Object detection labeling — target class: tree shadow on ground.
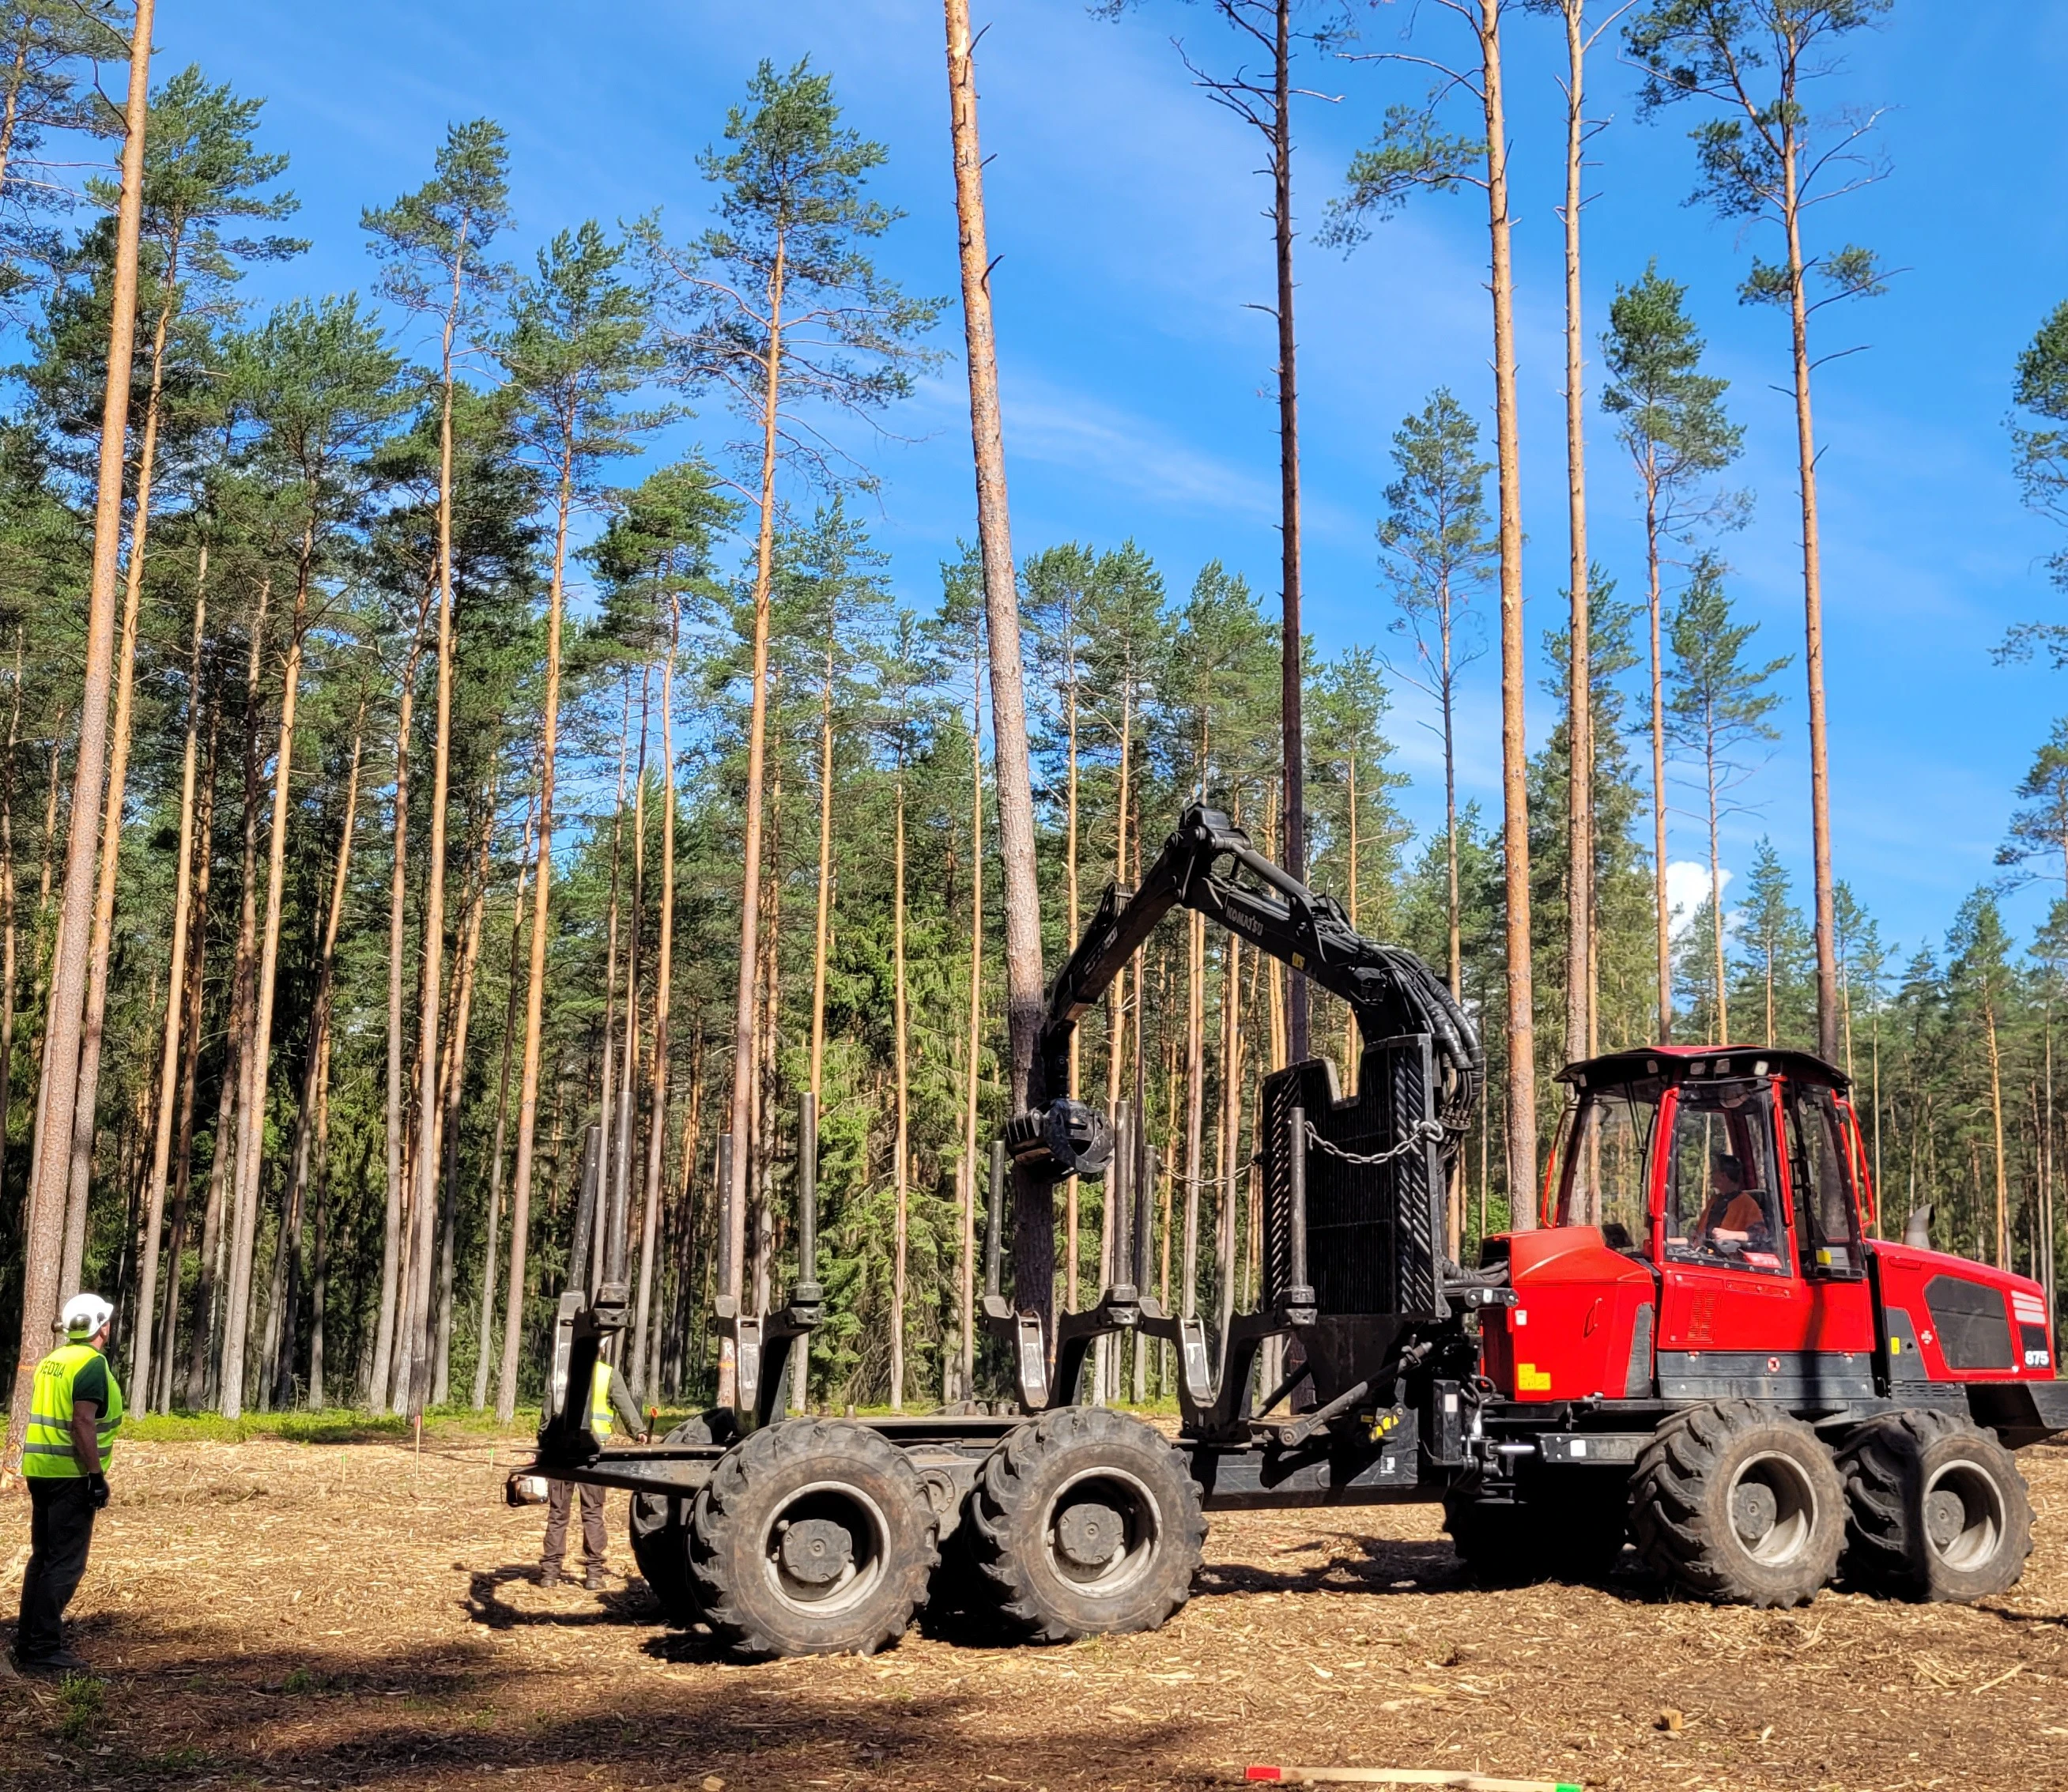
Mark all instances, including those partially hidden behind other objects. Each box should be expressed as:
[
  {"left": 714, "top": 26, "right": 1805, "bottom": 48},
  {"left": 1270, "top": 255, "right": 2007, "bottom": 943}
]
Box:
[{"left": 6, "top": 1617, "right": 1209, "bottom": 1790}]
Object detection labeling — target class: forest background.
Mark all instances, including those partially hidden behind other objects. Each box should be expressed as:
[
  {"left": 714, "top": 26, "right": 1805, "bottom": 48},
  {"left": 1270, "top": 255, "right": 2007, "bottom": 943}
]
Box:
[{"left": 3, "top": 0, "right": 2068, "bottom": 1427}]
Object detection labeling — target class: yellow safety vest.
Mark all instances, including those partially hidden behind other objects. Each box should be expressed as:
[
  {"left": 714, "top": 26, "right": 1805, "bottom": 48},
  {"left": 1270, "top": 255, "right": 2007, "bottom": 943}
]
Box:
[
  {"left": 590, "top": 1361, "right": 613, "bottom": 1439},
  {"left": 23, "top": 1342, "right": 123, "bottom": 1478}
]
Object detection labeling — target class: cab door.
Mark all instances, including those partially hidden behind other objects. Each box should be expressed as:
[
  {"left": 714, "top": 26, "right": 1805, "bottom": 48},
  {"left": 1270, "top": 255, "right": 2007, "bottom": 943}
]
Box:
[
  {"left": 1781, "top": 1082, "right": 1877, "bottom": 1361},
  {"left": 1653, "top": 1070, "right": 1824, "bottom": 1401}
]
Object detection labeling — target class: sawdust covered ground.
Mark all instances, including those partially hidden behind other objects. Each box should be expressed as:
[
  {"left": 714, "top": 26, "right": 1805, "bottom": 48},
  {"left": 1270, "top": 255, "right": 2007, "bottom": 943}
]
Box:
[{"left": 3, "top": 1428, "right": 2065, "bottom": 1792}]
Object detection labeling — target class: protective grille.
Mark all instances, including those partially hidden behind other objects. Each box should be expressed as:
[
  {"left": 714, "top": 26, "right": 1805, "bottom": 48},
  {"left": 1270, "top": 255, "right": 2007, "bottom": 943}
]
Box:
[{"left": 1261, "top": 1033, "right": 1448, "bottom": 1321}]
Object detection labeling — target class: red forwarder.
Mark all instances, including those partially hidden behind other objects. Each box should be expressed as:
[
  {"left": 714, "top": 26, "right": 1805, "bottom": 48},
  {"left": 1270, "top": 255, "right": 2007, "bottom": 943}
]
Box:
[
  {"left": 1466, "top": 1043, "right": 2066, "bottom": 1604},
  {"left": 523, "top": 809, "right": 2068, "bottom": 1656}
]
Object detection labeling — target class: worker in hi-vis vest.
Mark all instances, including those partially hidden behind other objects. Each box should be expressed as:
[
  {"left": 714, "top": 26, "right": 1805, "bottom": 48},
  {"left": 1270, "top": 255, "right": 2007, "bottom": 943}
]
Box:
[
  {"left": 540, "top": 1352, "right": 646, "bottom": 1590},
  {"left": 14, "top": 1292, "right": 123, "bottom": 1673}
]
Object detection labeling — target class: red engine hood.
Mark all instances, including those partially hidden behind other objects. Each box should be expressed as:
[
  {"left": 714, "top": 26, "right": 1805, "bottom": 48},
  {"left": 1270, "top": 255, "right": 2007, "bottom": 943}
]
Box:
[{"left": 1867, "top": 1240, "right": 2046, "bottom": 1306}]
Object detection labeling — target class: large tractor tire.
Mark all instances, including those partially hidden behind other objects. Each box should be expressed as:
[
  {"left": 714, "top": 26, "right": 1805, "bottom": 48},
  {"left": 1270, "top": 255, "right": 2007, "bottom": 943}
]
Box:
[
  {"left": 687, "top": 1418, "right": 939, "bottom": 1658},
  {"left": 628, "top": 1411, "right": 737, "bottom": 1626},
  {"left": 1443, "top": 1469, "right": 1628, "bottom": 1584},
  {"left": 1631, "top": 1400, "right": 1845, "bottom": 1608},
  {"left": 964, "top": 1405, "right": 1206, "bottom": 1643},
  {"left": 1837, "top": 1409, "right": 2033, "bottom": 1602}
]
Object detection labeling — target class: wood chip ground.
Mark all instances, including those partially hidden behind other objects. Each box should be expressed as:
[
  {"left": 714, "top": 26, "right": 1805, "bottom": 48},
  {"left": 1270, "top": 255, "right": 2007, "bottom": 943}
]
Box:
[{"left": 5, "top": 1430, "right": 2064, "bottom": 1790}]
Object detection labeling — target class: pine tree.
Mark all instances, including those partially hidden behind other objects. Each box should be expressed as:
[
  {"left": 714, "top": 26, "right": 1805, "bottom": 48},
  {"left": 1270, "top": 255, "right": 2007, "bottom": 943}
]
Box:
[
  {"left": 1948, "top": 891, "right": 2017, "bottom": 1269},
  {"left": 1628, "top": 0, "right": 1893, "bottom": 1063},
  {"left": 362, "top": 115, "right": 511, "bottom": 1415},
  {"left": 1377, "top": 389, "right": 1494, "bottom": 1007},
  {"left": 1730, "top": 839, "right": 1813, "bottom": 1049},
  {"left": 1326, "top": 0, "right": 1540, "bottom": 1205},
  {"left": 217, "top": 296, "right": 406, "bottom": 1420},
  {"left": 1663, "top": 557, "right": 1790, "bottom": 1046},
  {"left": 492, "top": 220, "right": 655, "bottom": 1422},
  {"left": 644, "top": 61, "right": 938, "bottom": 1376},
  {"left": 1600, "top": 262, "right": 1745, "bottom": 1040}
]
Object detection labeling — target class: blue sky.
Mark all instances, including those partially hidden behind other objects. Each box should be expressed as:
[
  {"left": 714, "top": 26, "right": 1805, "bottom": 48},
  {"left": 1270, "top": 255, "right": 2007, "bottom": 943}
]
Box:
[{"left": 159, "top": 0, "right": 2068, "bottom": 965}]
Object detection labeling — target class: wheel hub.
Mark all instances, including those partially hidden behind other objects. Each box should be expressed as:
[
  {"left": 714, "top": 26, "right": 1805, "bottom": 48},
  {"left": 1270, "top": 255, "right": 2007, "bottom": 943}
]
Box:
[
  {"left": 1726, "top": 1449, "right": 1819, "bottom": 1568},
  {"left": 1056, "top": 1500, "right": 1124, "bottom": 1568},
  {"left": 1732, "top": 1480, "right": 1778, "bottom": 1543},
  {"left": 1923, "top": 1462, "right": 2005, "bottom": 1571},
  {"left": 1924, "top": 1488, "right": 1965, "bottom": 1552},
  {"left": 776, "top": 1516, "right": 853, "bottom": 1586}
]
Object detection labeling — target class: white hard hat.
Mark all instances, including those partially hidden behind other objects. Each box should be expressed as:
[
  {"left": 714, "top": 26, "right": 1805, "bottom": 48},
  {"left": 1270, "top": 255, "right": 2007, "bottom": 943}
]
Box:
[{"left": 60, "top": 1293, "right": 113, "bottom": 1337}]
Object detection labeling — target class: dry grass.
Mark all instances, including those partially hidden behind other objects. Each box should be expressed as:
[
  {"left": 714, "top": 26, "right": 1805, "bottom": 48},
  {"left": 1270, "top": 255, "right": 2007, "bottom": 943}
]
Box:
[{"left": 2, "top": 1427, "right": 2064, "bottom": 1790}]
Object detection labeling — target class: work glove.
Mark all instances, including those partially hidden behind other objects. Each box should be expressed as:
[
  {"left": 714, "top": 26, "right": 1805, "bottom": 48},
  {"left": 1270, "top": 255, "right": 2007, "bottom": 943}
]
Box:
[{"left": 85, "top": 1473, "right": 109, "bottom": 1511}]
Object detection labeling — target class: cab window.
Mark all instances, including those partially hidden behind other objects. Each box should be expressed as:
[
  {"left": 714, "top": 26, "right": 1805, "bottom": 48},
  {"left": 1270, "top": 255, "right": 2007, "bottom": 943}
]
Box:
[
  {"left": 1663, "top": 1077, "right": 1788, "bottom": 1275},
  {"left": 1785, "top": 1085, "right": 1864, "bottom": 1277},
  {"left": 1555, "top": 1083, "right": 1657, "bottom": 1249}
]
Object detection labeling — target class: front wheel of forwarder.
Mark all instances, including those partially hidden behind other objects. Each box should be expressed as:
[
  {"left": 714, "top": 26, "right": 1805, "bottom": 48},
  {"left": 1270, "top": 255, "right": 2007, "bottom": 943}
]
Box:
[
  {"left": 1837, "top": 1409, "right": 2033, "bottom": 1601},
  {"left": 1631, "top": 1400, "right": 1845, "bottom": 1608},
  {"left": 966, "top": 1405, "right": 1206, "bottom": 1643},
  {"left": 688, "top": 1419, "right": 939, "bottom": 1658}
]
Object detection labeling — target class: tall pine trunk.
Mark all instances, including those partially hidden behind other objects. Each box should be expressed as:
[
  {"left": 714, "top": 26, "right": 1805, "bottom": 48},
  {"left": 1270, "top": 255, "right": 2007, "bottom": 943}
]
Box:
[
  {"left": 612, "top": 671, "right": 649, "bottom": 1286},
  {"left": 955, "top": 636, "right": 983, "bottom": 1402},
  {"left": 1270, "top": 0, "right": 1308, "bottom": 1063},
  {"left": 271, "top": 701, "right": 364, "bottom": 1407},
  {"left": 1558, "top": 0, "right": 1592, "bottom": 1073},
  {"left": 58, "top": 262, "right": 180, "bottom": 1303},
  {"left": 595, "top": 676, "right": 632, "bottom": 1290},
  {"left": 890, "top": 760, "right": 908, "bottom": 1413},
  {"left": 158, "top": 700, "right": 217, "bottom": 1410},
  {"left": 305, "top": 1026, "right": 334, "bottom": 1407},
  {"left": 1777, "top": 109, "right": 1839, "bottom": 1063},
  {"left": 1705, "top": 713, "right": 1729, "bottom": 1041},
  {"left": 431, "top": 817, "right": 489, "bottom": 1403},
  {"left": 0, "top": 630, "right": 23, "bottom": 1239},
  {"left": 9, "top": 6, "right": 151, "bottom": 1465},
  {"left": 1182, "top": 907, "right": 1204, "bottom": 1321},
  {"left": 632, "top": 609, "right": 678, "bottom": 1394},
  {"left": 406, "top": 250, "right": 468, "bottom": 1415},
  {"left": 1477, "top": 0, "right": 1537, "bottom": 1218},
  {"left": 132, "top": 566, "right": 209, "bottom": 1405},
  {"left": 1645, "top": 456, "right": 1671, "bottom": 1041},
  {"left": 496, "top": 434, "right": 576, "bottom": 1424},
  {"left": 721, "top": 240, "right": 788, "bottom": 1401},
  {"left": 221, "top": 532, "right": 316, "bottom": 1420},
  {"left": 187, "top": 580, "right": 268, "bottom": 1410},
  {"left": 374, "top": 600, "right": 429, "bottom": 1406},
  {"left": 945, "top": 0, "right": 1046, "bottom": 1326},
  {"left": 472, "top": 794, "right": 533, "bottom": 1409}
]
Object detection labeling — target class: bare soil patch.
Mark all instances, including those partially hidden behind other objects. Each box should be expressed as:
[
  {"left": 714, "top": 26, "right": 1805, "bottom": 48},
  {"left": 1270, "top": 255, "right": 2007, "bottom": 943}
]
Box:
[{"left": 4, "top": 1429, "right": 2065, "bottom": 1790}]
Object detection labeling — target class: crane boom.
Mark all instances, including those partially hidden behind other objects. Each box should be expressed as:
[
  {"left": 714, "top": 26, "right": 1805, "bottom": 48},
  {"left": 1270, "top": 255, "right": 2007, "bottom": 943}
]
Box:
[{"left": 1009, "top": 804, "right": 1483, "bottom": 1180}]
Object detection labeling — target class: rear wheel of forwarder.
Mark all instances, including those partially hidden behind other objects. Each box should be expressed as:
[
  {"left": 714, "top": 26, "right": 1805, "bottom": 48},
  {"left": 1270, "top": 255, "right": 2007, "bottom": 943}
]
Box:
[
  {"left": 1631, "top": 1400, "right": 1845, "bottom": 1608},
  {"left": 966, "top": 1405, "right": 1206, "bottom": 1643},
  {"left": 1837, "top": 1409, "right": 2033, "bottom": 1601},
  {"left": 688, "top": 1418, "right": 939, "bottom": 1658},
  {"left": 629, "top": 1411, "right": 736, "bottom": 1626}
]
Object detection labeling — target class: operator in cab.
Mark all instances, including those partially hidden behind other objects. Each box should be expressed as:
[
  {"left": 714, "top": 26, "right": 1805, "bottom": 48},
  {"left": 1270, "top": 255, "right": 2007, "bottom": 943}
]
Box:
[
  {"left": 14, "top": 1293, "right": 123, "bottom": 1673},
  {"left": 1700, "top": 1153, "right": 1769, "bottom": 1253}
]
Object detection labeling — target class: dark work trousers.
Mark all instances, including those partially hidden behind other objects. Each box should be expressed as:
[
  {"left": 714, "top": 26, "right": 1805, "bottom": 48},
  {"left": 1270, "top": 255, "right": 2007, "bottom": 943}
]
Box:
[
  {"left": 542, "top": 1480, "right": 606, "bottom": 1571},
  {"left": 17, "top": 1478, "right": 96, "bottom": 1661}
]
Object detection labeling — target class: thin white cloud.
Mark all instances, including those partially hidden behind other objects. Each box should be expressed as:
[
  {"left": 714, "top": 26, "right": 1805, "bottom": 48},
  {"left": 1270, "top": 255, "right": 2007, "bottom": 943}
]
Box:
[
  {"left": 1667, "top": 860, "right": 1730, "bottom": 938},
  {"left": 991, "top": 373, "right": 1281, "bottom": 524}
]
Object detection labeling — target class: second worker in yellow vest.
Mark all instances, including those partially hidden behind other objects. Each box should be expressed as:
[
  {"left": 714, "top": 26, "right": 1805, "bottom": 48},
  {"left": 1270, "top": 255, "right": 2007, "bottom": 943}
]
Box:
[{"left": 540, "top": 1356, "right": 646, "bottom": 1592}]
